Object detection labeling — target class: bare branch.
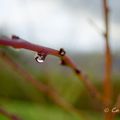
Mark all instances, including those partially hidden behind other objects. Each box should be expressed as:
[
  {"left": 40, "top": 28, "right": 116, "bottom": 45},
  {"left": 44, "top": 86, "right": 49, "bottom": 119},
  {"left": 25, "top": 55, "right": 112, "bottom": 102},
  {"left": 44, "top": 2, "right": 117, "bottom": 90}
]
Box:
[
  {"left": 102, "top": 0, "right": 112, "bottom": 120},
  {"left": 0, "top": 36, "right": 101, "bottom": 103},
  {"left": 103, "top": 0, "right": 112, "bottom": 107}
]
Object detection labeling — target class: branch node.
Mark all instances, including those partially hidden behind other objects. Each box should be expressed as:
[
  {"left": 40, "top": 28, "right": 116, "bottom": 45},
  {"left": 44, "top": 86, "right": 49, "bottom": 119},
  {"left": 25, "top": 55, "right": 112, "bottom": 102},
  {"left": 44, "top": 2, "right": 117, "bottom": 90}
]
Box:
[
  {"left": 104, "top": 32, "right": 107, "bottom": 38},
  {"left": 12, "top": 35, "right": 20, "bottom": 40},
  {"left": 59, "top": 48, "right": 66, "bottom": 56},
  {"left": 75, "top": 68, "right": 81, "bottom": 74}
]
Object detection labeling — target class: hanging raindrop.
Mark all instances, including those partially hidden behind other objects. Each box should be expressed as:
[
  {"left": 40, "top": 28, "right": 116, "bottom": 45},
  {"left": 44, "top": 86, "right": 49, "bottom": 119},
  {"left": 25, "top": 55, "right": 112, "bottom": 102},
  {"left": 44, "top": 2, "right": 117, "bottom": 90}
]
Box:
[{"left": 35, "top": 52, "right": 47, "bottom": 63}]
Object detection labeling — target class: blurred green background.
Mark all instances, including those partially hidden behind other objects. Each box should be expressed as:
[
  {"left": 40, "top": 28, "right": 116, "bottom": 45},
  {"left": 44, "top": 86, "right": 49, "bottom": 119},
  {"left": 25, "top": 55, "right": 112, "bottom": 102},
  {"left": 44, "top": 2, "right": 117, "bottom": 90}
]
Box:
[
  {"left": 0, "top": 0, "right": 120, "bottom": 119},
  {"left": 0, "top": 47, "right": 120, "bottom": 120}
]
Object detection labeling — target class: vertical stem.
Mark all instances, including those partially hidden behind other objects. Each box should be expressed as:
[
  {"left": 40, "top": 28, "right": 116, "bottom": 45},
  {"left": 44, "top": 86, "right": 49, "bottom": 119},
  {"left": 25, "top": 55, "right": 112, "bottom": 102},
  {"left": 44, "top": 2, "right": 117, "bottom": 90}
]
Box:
[{"left": 103, "top": 0, "right": 112, "bottom": 120}]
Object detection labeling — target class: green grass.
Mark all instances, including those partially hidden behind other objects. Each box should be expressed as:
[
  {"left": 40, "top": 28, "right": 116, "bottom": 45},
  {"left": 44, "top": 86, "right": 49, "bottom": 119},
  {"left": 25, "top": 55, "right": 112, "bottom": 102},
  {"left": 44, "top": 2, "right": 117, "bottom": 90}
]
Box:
[
  {"left": 0, "top": 116, "right": 9, "bottom": 120},
  {"left": 0, "top": 100, "right": 82, "bottom": 120},
  {"left": 0, "top": 100, "right": 120, "bottom": 120}
]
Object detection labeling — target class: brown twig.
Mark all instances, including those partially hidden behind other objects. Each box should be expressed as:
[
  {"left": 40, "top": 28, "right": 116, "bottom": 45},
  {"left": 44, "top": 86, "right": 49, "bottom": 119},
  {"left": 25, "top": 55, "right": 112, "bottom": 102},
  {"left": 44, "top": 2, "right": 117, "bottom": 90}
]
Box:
[
  {"left": 0, "top": 107, "right": 21, "bottom": 120},
  {"left": 103, "top": 0, "right": 112, "bottom": 120},
  {"left": 0, "top": 36, "right": 101, "bottom": 103},
  {"left": 103, "top": 0, "right": 112, "bottom": 107},
  {"left": 0, "top": 51, "right": 89, "bottom": 120}
]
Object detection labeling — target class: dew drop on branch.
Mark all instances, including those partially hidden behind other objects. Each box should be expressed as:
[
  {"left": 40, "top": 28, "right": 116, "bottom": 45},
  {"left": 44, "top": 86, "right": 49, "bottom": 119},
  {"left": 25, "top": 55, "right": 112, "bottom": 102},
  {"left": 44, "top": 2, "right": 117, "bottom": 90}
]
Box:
[{"left": 34, "top": 52, "right": 47, "bottom": 63}]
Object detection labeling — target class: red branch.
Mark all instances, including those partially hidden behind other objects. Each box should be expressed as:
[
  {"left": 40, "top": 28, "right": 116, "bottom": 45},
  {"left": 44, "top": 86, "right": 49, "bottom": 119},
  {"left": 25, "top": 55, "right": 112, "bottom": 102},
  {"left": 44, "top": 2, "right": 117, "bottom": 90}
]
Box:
[{"left": 0, "top": 36, "right": 101, "bottom": 102}]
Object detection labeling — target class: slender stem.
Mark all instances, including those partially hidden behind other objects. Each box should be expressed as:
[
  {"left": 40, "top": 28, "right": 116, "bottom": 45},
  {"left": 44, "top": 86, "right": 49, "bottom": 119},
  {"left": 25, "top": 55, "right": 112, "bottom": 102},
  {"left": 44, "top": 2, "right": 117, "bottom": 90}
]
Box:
[
  {"left": 0, "top": 37, "right": 101, "bottom": 103},
  {"left": 103, "top": 0, "right": 112, "bottom": 107},
  {"left": 103, "top": 0, "right": 112, "bottom": 120}
]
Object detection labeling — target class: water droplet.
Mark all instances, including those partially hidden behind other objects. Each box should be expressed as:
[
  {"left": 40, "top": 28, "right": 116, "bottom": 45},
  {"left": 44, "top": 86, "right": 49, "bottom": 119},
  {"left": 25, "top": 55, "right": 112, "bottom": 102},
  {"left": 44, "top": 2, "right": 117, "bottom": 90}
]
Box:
[{"left": 35, "top": 52, "right": 47, "bottom": 63}]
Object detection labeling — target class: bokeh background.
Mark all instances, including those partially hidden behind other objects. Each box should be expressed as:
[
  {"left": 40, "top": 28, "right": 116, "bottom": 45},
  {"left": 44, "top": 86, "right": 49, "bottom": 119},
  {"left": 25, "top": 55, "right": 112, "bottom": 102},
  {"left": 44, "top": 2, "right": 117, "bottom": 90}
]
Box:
[{"left": 0, "top": 0, "right": 120, "bottom": 120}]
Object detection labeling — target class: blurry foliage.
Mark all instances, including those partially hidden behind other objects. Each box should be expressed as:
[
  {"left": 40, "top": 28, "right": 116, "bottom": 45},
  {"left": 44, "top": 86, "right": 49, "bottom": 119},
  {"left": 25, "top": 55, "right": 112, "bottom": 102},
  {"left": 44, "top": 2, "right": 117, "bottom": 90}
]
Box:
[{"left": 0, "top": 50, "right": 120, "bottom": 111}]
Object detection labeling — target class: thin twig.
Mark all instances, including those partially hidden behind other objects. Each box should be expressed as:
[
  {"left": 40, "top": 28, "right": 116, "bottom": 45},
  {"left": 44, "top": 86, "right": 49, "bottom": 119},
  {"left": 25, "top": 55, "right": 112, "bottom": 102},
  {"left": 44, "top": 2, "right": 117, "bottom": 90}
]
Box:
[
  {"left": 103, "top": 0, "right": 112, "bottom": 107},
  {"left": 0, "top": 36, "right": 101, "bottom": 103},
  {"left": 103, "top": 0, "right": 112, "bottom": 120},
  {"left": 0, "top": 107, "right": 21, "bottom": 120}
]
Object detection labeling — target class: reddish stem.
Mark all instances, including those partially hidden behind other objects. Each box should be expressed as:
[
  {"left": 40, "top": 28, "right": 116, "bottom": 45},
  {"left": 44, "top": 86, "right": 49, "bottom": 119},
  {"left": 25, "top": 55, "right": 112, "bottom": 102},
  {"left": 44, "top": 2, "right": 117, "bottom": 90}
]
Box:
[{"left": 0, "top": 37, "right": 101, "bottom": 103}]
